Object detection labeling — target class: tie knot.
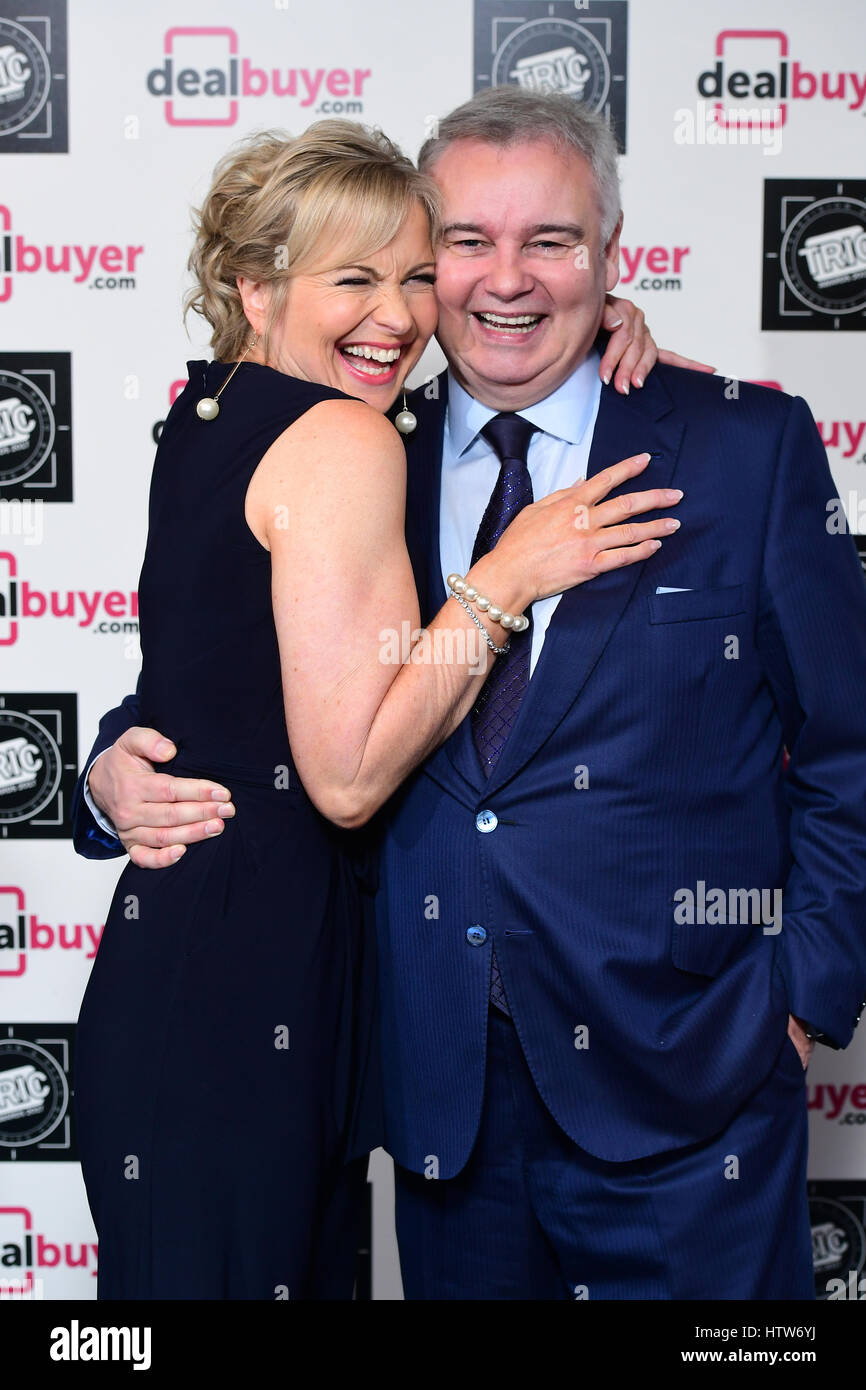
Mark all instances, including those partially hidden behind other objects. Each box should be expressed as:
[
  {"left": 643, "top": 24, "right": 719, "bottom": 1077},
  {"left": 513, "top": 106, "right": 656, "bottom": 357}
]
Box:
[{"left": 480, "top": 412, "right": 538, "bottom": 466}]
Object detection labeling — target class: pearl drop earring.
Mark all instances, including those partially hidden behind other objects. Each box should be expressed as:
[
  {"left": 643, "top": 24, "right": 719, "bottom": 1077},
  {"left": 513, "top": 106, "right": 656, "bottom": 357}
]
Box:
[
  {"left": 196, "top": 335, "right": 258, "bottom": 421},
  {"left": 394, "top": 388, "right": 417, "bottom": 435}
]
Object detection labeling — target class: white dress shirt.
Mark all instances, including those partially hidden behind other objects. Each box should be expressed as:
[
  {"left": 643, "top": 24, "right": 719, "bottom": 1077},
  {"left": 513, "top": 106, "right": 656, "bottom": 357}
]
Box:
[
  {"left": 439, "top": 352, "right": 602, "bottom": 676},
  {"left": 85, "top": 749, "right": 116, "bottom": 836}
]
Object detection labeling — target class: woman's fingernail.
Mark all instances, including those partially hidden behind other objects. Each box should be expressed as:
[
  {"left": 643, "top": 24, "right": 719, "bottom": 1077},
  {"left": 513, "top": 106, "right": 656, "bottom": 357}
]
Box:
[
  {"left": 634, "top": 375, "right": 644, "bottom": 388},
  {"left": 170, "top": 846, "right": 185, "bottom": 861},
  {"left": 622, "top": 381, "right": 630, "bottom": 395},
  {"left": 602, "top": 371, "right": 611, "bottom": 385},
  {"left": 156, "top": 740, "right": 176, "bottom": 758},
  {"left": 651, "top": 540, "right": 663, "bottom": 550},
  {"left": 210, "top": 786, "right": 230, "bottom": 801},
  {"left": 665, "top": 519, "right": 681, "bottom": 531},
  {"left": 205, "top": 820, "right": 224, "bottom": 835},
  {"left": 217, "top": 803, "right": 235, "bottom": 818},
  {"left": 667, "top": 489, "right": 684, "bottom": 501},
  {"left": 609, "top": 316, "right": 623, "bottom": 327}
]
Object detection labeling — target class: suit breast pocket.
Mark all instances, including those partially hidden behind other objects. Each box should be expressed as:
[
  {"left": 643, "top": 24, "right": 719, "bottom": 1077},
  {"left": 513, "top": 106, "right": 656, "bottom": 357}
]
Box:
[{"left": 648, "top": 584, "right": 745, "bottom": 625}]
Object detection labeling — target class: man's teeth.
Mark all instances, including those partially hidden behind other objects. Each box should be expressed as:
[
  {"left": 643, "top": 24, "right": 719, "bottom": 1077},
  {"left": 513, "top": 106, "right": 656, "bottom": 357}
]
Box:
[
  {"left": 341, "top": 344, "right": 401, "bottom": 363},
  {"left": 478, "top": 312, "right": 542, "bottom": 333}
]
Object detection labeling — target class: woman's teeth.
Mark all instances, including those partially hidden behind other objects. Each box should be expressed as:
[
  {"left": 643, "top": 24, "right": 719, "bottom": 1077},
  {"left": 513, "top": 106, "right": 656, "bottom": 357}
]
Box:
[
  {"left": 477, "top": 312, "right": 542, "bottom": 334},
  {"left": 340, "top": 344, "right": 401, "bottom": 374}
]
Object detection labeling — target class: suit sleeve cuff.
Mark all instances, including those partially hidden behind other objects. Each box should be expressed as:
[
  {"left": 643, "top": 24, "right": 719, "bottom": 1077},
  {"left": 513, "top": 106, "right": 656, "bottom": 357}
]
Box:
[{"left": 83, "top": 750, "right": 120, "bottom": 840}]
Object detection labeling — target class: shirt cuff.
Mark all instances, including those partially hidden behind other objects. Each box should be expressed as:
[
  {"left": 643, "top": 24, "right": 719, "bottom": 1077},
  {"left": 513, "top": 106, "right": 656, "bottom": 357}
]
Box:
[{"left": 83, "top": 750, "right": 120, "bottom": 840}]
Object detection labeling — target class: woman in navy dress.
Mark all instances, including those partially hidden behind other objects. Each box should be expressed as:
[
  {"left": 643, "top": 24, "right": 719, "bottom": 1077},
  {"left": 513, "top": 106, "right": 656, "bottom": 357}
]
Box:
[{"left": 75, "top": 120, "right": 669, "bottom": 1299}]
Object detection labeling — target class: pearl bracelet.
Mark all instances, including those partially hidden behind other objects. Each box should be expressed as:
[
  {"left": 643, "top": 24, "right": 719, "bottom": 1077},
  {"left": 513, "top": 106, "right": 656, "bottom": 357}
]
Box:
[
  {"left": 450, "top": 592, "right": 511, "bottom": 655},
  {"left": 446, "top": 573, "right": 529, "bottom": 633}
]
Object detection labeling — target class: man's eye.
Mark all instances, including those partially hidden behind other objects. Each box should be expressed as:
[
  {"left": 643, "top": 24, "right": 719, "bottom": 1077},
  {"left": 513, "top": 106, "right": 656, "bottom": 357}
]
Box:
[
  {"left": 451, "top": 239, "right": 485, "bottom": 251},
  {"left": 530, "top": 241, "right": 569, "bottom": 252}
]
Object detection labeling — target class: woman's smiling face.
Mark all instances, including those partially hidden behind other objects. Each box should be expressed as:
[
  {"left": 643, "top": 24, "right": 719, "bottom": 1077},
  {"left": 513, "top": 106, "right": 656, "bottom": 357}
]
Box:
[{"left": 239, "top": 201, "right": 438, "bottom": 411}]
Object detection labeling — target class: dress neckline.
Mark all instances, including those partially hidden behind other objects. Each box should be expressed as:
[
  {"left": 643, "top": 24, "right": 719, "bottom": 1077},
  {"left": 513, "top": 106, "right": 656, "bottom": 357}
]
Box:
[{"left": 192, "top": 357, "right": 358, "bottom": 401}]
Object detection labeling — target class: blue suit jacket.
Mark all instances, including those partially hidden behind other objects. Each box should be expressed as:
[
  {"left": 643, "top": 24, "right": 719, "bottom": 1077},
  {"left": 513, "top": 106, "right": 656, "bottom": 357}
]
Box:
[{"left": 72, "top": 364, "right": 866, "bottom": 1174}]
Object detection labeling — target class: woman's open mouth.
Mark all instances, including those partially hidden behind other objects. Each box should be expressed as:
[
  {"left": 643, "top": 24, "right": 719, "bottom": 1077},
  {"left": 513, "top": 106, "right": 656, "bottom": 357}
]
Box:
[{"left": 336, "top": 341, "right": 404, "bottom": 384}]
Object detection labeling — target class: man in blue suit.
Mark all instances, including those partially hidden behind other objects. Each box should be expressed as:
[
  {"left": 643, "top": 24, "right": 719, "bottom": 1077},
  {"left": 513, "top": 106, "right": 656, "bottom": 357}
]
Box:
[{"left": 72, "top": 89, "right": 866, "bottom": 1299}]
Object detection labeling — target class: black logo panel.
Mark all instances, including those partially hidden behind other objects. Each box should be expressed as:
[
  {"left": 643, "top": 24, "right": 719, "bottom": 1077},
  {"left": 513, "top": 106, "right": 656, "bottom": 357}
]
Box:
[
  {"left": 763, "top": 180, "right": 866, "bottom": 331},
  {"left": 0, "top": 1, "right": 68, "bottom": 153},
  {"left": 474, "top": 0, "right": 628, "bottom": 150},
  {"left": 0, "top": 694, "right": 77, "bottom": 838}
]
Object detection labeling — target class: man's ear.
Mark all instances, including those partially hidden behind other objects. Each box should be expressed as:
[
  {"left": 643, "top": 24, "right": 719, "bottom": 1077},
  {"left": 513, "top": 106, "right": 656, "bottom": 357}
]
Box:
[
  {"left": 604, "top": 213, "right": 623, "bottom": 294},
  {"left": 236, "top": 276, "right": 270, "bottom": 338}
]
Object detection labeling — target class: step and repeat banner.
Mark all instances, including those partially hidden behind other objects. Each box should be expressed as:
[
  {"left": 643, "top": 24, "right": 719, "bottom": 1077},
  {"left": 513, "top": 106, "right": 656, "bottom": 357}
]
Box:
[{"left": 1, "top": 0, "right": 865, "bottom": 1301}]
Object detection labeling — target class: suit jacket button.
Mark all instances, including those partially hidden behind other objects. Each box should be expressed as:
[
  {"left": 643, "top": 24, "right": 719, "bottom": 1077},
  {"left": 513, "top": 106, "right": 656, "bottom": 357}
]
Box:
[
  {"left": 466, "top": 925, "right": 487, "bottom": 947},
  {"left": 475, "top": 809, "right": 498, "bottom": 833}
]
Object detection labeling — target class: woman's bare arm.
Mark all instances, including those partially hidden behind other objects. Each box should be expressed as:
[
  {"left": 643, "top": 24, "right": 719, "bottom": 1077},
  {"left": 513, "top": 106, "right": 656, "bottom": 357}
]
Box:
[{"left": 247, "top": 397, "right": 679, "bottom": 828}]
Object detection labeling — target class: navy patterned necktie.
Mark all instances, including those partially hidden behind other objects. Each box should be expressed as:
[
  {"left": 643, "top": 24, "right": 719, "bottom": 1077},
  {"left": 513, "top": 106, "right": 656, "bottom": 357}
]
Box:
[
  {"left": 469, "top": 412, "right": 538, "bottom": 1016},
  {"left": 470, "top": 412, "right": 538, "bottom": 777}
]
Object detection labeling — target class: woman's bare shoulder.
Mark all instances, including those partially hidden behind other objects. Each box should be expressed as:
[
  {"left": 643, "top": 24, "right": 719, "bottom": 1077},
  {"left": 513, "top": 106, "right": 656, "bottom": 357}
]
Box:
[
  {"left": 246, "top": 393, "right": 406, "bottom": 547},
  {"left": 269, "top": 395, "right": 403, "bottom": 464}
]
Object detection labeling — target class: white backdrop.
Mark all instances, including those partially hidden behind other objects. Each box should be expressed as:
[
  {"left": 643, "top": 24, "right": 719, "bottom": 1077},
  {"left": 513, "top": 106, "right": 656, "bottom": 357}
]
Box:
[{"left": 2, "top": 0, "right": 865, "bottom": 1301}]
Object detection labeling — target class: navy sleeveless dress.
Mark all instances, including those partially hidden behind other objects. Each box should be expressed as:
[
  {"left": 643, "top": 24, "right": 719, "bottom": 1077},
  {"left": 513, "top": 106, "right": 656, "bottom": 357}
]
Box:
[{"left": 75, "top": 360, "right": 382, "bottom": 1300}]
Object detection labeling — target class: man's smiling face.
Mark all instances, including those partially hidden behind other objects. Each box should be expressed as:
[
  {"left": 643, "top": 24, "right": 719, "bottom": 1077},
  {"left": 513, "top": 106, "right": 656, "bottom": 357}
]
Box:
[{"left": 429, "top": 136, "right": 621, "bottom": 411}]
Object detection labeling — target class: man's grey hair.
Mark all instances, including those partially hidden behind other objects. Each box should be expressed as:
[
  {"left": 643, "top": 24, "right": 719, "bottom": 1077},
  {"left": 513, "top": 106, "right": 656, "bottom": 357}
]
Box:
[{"left": 418, "top": 86, "right": 622, "bottom": 246}]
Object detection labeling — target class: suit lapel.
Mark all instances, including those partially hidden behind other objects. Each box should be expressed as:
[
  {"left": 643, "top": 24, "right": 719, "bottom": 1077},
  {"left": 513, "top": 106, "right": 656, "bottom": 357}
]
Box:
[
  {"left": 402, "top": 372, "right": 487, "bottom": 797},
  {"left": 403, "top": 372, "right": 448, "bottom": 625},
  {"left": 482, "top": 370, "right": 685, "bottom": 796}
]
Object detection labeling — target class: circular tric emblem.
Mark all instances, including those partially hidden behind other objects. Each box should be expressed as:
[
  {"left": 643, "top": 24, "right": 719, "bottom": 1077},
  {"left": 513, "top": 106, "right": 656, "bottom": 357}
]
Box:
[
  {"left": 0, "top": 1037, "right": 68, "bottom": 1147},
  {"left": 0, "top": 369, "right": 56, "bottom": 486},
  {"left": 780, "top": 196, "right": 866, "bottom": 316},
  {"left": 491, "top": 17, "right": 610, "bottom": 111},
  {"left": 0, "top": 18, "right": 51, "bottom": 138},
  {"left": 0, "top": 708, "right": 62, "bottom": 824},
  {"left": 809, "top": 1195, "right": 866, "bottom": 1298}
]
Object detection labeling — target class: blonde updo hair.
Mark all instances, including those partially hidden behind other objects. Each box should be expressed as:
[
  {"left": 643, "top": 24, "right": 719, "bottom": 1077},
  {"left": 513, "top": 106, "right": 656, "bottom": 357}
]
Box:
[{"left": 185, "top": 120, "right": 441, "bottom": 362}]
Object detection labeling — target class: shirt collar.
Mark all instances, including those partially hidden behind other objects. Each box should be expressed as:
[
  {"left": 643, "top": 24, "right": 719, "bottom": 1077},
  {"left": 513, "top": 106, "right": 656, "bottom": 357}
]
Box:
[{"left": 446, "top": 349, "right": 601, "bottom": 459}]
